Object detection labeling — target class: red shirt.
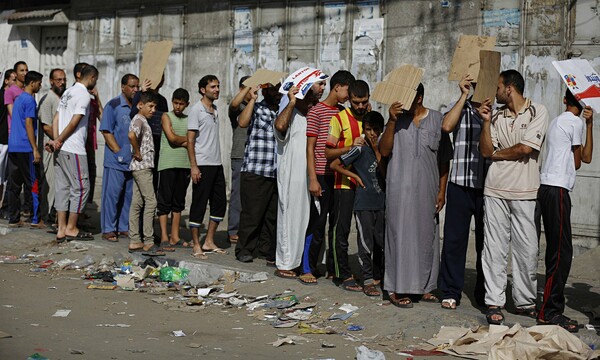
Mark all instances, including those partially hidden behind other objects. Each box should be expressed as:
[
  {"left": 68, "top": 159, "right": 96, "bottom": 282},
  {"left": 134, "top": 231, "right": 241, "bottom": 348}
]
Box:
[{"left": 306, "top": 102, "right": 341, "bottom": 175}]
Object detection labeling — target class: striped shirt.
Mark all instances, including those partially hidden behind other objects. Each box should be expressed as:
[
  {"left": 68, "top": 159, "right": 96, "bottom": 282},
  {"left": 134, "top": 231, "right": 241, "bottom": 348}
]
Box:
[
  {"left": 306, "top": 102, "right": 342, "bottom": 176},
  {"left": 326, "top": 108, "right": 363, "bottom": 190},
  {"left": 241, "top": 100, "right": 277, "bottom": 178},
  {"left": 158, "top": 111, "right": 190, "bottom": 171},
  {"left": 447, "top": 100, "right": 488, "bottom": 189}
]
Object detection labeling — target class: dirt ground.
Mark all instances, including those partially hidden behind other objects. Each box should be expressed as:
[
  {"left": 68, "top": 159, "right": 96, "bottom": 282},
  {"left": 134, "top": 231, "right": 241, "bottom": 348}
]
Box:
[{"left": 1, "top": 199, "right": 599, "bottom": 359}]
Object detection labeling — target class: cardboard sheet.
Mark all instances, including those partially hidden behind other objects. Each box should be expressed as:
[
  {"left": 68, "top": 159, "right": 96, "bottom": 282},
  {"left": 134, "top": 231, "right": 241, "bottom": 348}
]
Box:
[
  {"left": 139, "top": 40, "right": 173, "bottom": 90},
  {"left": 448, "top": 35, "right": 496, "bottom": 81},
  {"left": 472, "top": 50, "right": 501, "bottom": 103},
  {"left": 372, "top": 64, "right": 424, "bottom": 110},
  {"left": 243, "top": 69, "right": 287, "bottom": 88}
]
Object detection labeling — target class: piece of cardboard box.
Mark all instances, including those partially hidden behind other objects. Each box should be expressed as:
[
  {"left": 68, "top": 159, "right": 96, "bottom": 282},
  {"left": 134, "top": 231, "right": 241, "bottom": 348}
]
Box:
[
  {"left": 139, "top": 40, "right": 173, "bottom": 90},
  {"left": 472, "top": 50, "right": 501, "bottom": 103},
  {"left": 243, "top": 69, "right": 287, "bottom": 88},
  {"left": 448, "top": 35, "right": 496, "bottom": 81},
  {"left": 372, "top": 64, "right": 424, "bottom": 110}
]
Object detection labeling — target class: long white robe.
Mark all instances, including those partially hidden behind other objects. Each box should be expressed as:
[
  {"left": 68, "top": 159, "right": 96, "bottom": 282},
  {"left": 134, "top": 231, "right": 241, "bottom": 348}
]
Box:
[{"left": 275, "top": 108, "right": 310, "bottom": 270}]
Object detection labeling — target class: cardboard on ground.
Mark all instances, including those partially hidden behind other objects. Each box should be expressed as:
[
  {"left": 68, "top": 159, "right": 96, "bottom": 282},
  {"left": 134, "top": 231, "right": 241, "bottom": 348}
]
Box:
[
  {"left": 448, "top": 35, "right": 496, "bottom": 81},
  {"left": 243, "top": 69, "right": 286, "bottom": 88},
  {"left": 372, "top": 64, "right": 424, "bottom": 110},
  {"left": 472, "top": 50, "right": 501, "bottom": 103},
  {"left": 139, "top": 40, "right": 173, "bottom": 90}
]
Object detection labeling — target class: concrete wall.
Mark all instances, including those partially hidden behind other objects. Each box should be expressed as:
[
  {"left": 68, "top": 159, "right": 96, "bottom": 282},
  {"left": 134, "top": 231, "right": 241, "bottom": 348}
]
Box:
[{"left": 1, "top": 0, "right": 599, "bottom": 244}]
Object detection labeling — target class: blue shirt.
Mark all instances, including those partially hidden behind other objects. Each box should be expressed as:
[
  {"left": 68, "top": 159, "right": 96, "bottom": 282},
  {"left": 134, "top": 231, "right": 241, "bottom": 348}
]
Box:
[
  {"left": 100, "top": 94, "right": 133, "bottom": 171},
  {"left": 340, "top": 144, "right": 386, "bottom": 211},
  {"left": 9, "top": 92, "right": 37, "bottom": 153}
]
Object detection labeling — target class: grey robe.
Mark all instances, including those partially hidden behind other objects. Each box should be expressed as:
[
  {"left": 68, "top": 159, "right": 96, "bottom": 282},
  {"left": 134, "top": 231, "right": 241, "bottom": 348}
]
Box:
[{"left": 384, "top": 109, "right": 452, "bottom": 294}]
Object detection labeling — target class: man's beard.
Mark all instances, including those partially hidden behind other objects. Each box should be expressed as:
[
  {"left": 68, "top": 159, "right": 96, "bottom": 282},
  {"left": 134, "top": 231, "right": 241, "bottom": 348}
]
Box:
[{"left": 53, "top": 85, "right": 66, "bottom": 96}]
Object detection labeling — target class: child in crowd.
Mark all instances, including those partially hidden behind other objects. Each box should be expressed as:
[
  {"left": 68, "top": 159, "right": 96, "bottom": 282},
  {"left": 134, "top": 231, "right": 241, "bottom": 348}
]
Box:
[
  {"left": 157, "top": 88, "right": 191, "bottom": 249},
  {"left": 127, "top": 91, "right": 159, "bottom": 254},
  {"left": 330, "top": 111, "right": 386, "bottom": 297}
]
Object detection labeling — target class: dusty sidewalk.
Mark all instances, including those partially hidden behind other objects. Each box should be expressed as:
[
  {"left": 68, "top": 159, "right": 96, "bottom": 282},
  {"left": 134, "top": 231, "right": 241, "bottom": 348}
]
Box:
[{"left": 0, "top": 206, "right": 599, "bottom": 359}]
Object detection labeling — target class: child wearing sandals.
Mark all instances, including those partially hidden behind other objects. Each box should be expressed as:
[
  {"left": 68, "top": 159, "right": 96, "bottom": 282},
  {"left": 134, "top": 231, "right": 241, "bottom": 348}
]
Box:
[
  {"left": 127, "top": 91, "right": 159, "bottom": 254},
  {"left": 157, "top": 89, "right": 191, "bottom": 250},
  {"left": 330, "top": 111, "right": 386, "bottom": 297}
]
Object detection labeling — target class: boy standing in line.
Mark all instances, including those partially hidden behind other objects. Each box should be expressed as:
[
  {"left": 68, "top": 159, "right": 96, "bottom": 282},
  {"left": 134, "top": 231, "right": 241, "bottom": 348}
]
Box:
[
  {"left": 537, "top": 91, "right": 593, "bottom": 332},
  {"left": 128, "top": 91, "right": 159, "bottom": 253},
  {"left": 330, "top": 111, "right": 386, "bottom": 297},
  {"left": 157, "top": 88, "right": 191, "bottom": 248}
]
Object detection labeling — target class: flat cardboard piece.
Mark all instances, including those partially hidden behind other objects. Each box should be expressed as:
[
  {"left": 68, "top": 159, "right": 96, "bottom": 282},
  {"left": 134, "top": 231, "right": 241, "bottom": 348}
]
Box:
[
  {"left": 372, "top": 64, "right": 424, "bottom": 110},
  {"left": 139, "top": 40, "right": 173, "bottom": 90},
  {"left": 448, "top": 35, "right": 496, "bottom": 81},
  {"left": 472, "top": 50, "right": 501, "bottom": 103},
  {"left": 243, "top": 69, "right": 286, "bottom": 88},
  {"left": 553, "top": 59, "right": 600, "bottom": 112}
]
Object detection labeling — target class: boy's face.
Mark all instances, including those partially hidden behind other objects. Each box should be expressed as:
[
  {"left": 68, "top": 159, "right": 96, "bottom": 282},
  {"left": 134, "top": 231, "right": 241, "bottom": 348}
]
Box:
[
  {"left": 334, "top": 84, "right": 350, "bottom": 104},
  {"left": 138, "top": 101, "right": 157, "bottom": 118},
  {"left": 363, "top": 123, "right": 381, "bottom": 144},
  {"left": 172, "top": 98, "right": 189, "bottom": 117}
]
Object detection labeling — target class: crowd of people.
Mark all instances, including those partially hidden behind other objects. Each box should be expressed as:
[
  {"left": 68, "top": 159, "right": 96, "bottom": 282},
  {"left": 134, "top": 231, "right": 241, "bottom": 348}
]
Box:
[{"left": 0, "top": 60, "right": 594, "bottom": 333}]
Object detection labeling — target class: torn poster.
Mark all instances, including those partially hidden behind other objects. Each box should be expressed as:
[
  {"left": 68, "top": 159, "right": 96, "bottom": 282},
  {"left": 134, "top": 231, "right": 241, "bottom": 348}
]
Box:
[
  {"left": 234, "top": 7, "right": 253, "bottom": 52},
  {"left": 352, "top": 18, "right": 384, "bottom": 64}
]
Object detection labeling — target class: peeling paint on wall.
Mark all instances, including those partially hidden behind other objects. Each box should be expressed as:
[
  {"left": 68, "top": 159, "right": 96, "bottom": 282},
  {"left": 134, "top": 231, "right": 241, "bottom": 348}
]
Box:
[{"left": 258, "top": 26, "right": 282, "bottom": 71}]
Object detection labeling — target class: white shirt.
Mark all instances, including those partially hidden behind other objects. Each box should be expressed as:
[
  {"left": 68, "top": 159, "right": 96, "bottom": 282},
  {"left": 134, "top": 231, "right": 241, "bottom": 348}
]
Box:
[
  {"left": 57, "top": 83, "right": 90, "bottom": 155},
  {"left": 540, "top": 111, "right": 584, "bottom": 191},
  {"left": 187, "top": 101, "right": 221, "bottom": 166}
]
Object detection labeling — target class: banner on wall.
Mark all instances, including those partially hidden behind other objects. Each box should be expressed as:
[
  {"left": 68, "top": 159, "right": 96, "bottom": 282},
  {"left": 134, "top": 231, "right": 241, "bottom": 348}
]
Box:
[{"left": 553, "top": 59, "right": 600, "bottom": 112}]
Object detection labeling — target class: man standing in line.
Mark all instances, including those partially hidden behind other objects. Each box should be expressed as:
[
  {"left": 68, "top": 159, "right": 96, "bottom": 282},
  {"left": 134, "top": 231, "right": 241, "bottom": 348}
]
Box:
[
  {"left": 302, "top": 70, "right": 355, "bottom": 284},
  {"left": 438, "top": 74, "right": 487, "bottom": 310},
  {"left": 187, "top": 75, "right": 228, "bottom": 259},
  {"left": 6, "top": 71, "right": 43, "bottom": 227},
  {"left": 235, "top": 82, "right": 282, "bottom": 263},
  {"left": 537, "top": 91, "right": 593, "bottom": 332},
  {"left": 47, "top": 65, "right": 99, "bottom": 242},
  {"left": 324, "top": 80, "right": 370, "bottom": 292},
  {"left": 227, "top": 76, "right": 251, "bottom": 244},
  {"left": 99, "top": 74, "right": 139, "bottom": 242},
  {"left": 37, "top": 68, "right": 67, "bottom": 229},
  {"left": 479, "top": 70, "right": 549, "bottom": 324}
]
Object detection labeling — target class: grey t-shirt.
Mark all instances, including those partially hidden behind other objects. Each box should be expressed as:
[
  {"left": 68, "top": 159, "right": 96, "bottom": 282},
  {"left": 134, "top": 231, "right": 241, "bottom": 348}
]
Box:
[
  {"left": 188, "top": 101, "right": 222, "bottom": 166},
  {"left": 229, "top": 102, "right": 247, "bottom": 159},
  {"left": 37, "top": 91, "right": 60, "bottom": 140},
  {"left": 340, "top": 144, "right": 386, "bottom": 211}
]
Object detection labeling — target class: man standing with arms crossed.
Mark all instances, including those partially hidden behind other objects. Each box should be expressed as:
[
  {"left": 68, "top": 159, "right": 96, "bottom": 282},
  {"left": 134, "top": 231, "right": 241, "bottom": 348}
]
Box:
[
  {"left": 479, "top": 70, "right": 549, "bottom": 325},
  {"left": 47, "top": 65, "right": 99, "bottom": 242}
]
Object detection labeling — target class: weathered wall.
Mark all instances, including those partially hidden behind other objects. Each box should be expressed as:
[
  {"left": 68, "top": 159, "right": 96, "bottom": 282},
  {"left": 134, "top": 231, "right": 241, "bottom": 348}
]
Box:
[{"left": 1, "top": 0, "right": 599, "bottom": 243}]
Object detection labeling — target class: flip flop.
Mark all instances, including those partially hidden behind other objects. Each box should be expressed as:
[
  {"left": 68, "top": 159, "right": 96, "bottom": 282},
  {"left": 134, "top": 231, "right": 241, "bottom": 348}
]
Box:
[
  {"left": 56, "top": 236, "right": 67, "bottom": 244},
  {"left": 168, "top": 239, "right": 190, "bottom": 248},
  {"left": 228, "top": 234, "right": 239, "bottom": 243},
  {"left": 201, "top": 247, "right": 228, "bottom": 255},
  {"left": 191, "top": 252, "right": 208, "bottom": 260},
  {"left": 298, "top": 273, "right": 318, "bottom": 286},
  {"left": 158, "top": 246, "right": 176, "bottom": 252},
  {"left": 102, "top": 232, "right": 118, "bottom": 242},
  {"left": 142, "top": 246, "right": 165, "bottom": 256},
  {"left": 66, "top": 231, "right": 94, "bottom": 241},
  {"left": 128, "top": 247, "right": 144, "bottom": 253},
  {"left": 274, "top": 269, "right": 297, "bottom": 279}
]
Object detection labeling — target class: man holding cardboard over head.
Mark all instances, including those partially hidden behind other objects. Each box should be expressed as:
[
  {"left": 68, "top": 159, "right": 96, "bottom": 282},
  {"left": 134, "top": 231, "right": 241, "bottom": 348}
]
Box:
[{"left": 438, "top": 36, "right": 498, "bottom": 311}]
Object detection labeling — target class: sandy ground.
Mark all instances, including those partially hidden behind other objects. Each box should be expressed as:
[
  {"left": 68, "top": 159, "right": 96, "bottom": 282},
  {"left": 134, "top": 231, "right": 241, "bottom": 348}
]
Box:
[{"left": 1, "top": 193, "right": 599, "bottom": 359}]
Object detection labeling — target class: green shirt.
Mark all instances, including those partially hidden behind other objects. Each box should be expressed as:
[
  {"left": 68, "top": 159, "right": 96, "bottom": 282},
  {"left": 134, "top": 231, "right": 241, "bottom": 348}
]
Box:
[{"left": 158, "top": 111, "right": 191, "bottom": 171}]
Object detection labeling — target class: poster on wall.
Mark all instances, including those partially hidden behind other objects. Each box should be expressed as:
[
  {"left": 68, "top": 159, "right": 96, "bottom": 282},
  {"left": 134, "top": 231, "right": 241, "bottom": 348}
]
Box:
[
  {"left": 321, "top": 3, "right": 346, "bottom": 62},
  {"left": 553, "top": 59, "right": 600, "bottom": 111},
  {"left": 357, "top": 0, "right": 380, "bottom": 19},
  {"left": 351, "top": 17, "right": 384, "bottom": 65},
  {"left": 234, "top": 7, "right": 253, "bottom": 52}
]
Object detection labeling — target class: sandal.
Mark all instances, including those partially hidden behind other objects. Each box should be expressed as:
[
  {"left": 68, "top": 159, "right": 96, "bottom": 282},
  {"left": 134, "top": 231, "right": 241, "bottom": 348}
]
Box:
[
  {"left": 389, "top": 293, "right": 413, "bottom": 308},
  {"left": 66, "top": 231, "right": 94, "bottom": 241},
  {"left": 421, "top": 293, "right": 439, "bottom": 303},
  {"left": 102, "top": 232, "right": 118, "bottom": 242},
  {"left": 441, "top": 298, "right": 457, "bottom": 310},
  {"left": 229, "top": 234, "right": 239, "bottom": 243},
  {"left": 274, "top": 269, "right": 297, "bottom": 279},
  {"left": 141, "top": 245, "right": 165, "bottom": 257},
  {"left": 201, "top": 247, "right": 228, "bottom": 255},
  {"left": 298, "top": 273, "right": 318, "bottom": 286},
  {"left": 537, "top": 314, "right": 579, "bottom": 333},
  {"left": 191, "top": 252, "right": 208, "bottom": 260},
  {"left": 515, "top": 307, "right": 538, "bottom": 319},
  {"left": 363, "top": 283, "right": 382, "bottom": 297},
  {"left": 168, "top": 239, "right": 189, "bottom": 248},
  {"left": 486, "top": 306, "right": 505, "bottom": 325},
  {"left": 340, "top": 278, "right": 362, "bottom": 292}
]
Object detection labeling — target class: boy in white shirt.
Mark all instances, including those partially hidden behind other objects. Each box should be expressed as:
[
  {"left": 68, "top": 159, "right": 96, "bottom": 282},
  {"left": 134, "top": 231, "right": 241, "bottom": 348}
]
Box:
[{"left": 537, "top": 90, "right": 593, "bottom": 332}]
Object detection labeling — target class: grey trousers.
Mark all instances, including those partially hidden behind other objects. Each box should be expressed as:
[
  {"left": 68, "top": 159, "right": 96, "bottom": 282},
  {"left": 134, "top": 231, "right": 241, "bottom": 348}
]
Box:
[
  {"left": 39, "top": 149, "right": 55, "bottom": 222},
  {"left": 482, "top": 196, "right": 538, "bottom": 309},
  {"left": 55, "top": 151, "right": 89, "bottom": 214},
  {"left": 129, "top": 169, "right": 157, "bottom": 246}
]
